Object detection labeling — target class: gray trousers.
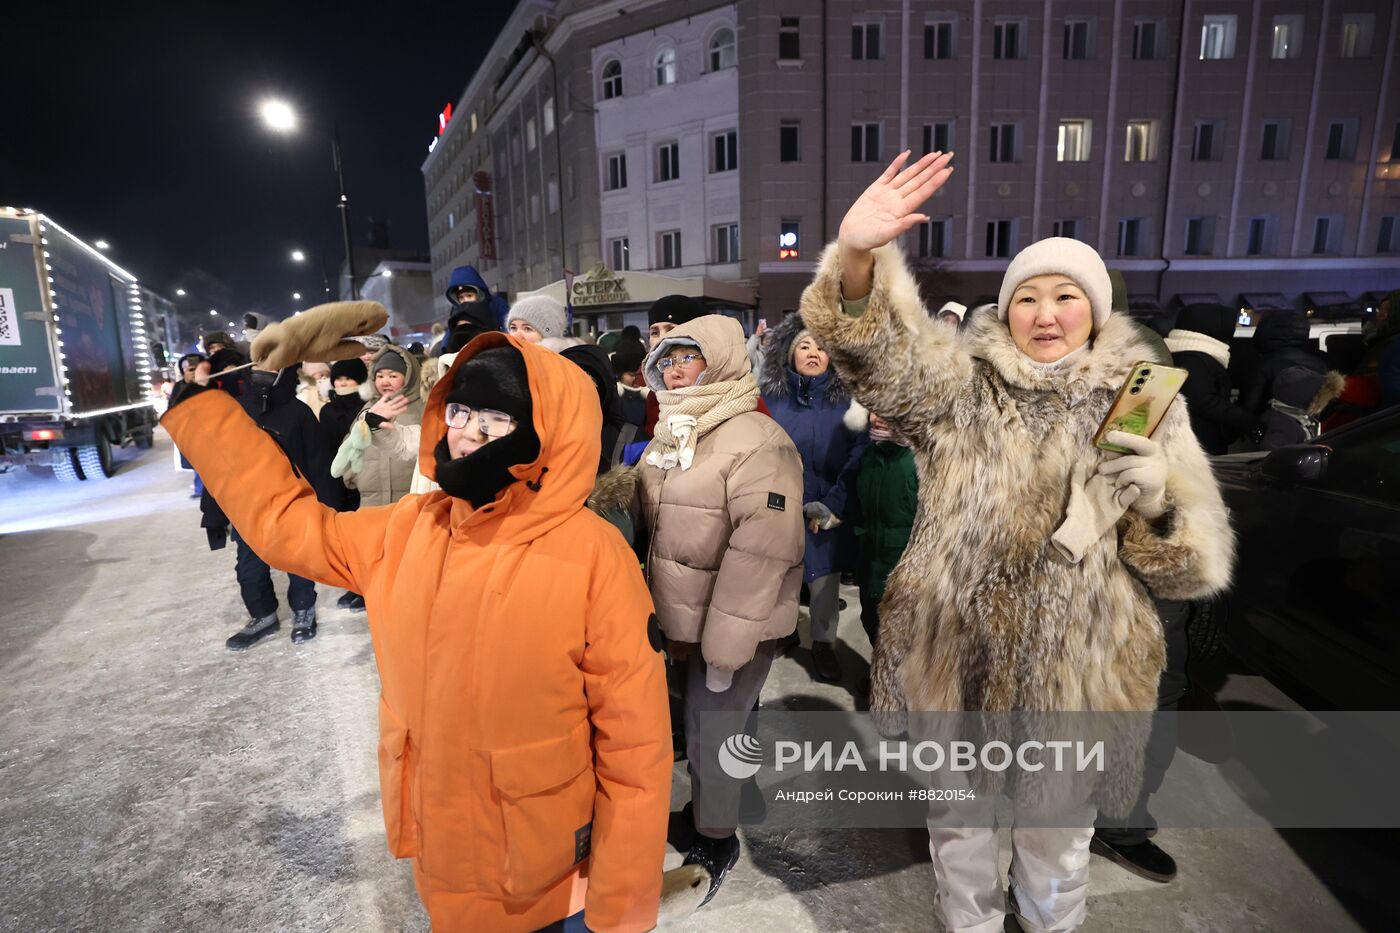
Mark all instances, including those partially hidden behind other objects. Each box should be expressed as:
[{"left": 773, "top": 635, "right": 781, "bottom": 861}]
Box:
[
  {"left": 685, "top": 640, "right": 776, "bottom": 839},
  {"left": 808, "top": 572, "right": 842, "bottom": 644}
]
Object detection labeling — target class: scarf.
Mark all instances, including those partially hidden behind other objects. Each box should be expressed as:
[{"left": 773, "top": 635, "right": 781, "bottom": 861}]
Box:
[
  {"left": 645, "top": 373, "right": 759, "bottom": 471},
  {"left": 1165, "top": 329, "right": 1230, "bottom": 368}
]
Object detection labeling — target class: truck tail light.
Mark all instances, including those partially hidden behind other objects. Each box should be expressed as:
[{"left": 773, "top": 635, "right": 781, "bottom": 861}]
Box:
[{"left": 28, "top": 428, "right": 60, "bottom": 441}]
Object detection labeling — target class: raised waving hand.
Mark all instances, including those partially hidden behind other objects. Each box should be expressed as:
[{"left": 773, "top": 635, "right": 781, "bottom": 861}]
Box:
[{"left": 839, "top": 150, "right": 955, "bottom": 298}]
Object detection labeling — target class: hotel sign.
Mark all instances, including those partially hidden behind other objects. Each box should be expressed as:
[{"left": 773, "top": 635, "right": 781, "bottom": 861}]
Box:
[{"left": 569, "top": 265, "right": 631, "bottom": 307}]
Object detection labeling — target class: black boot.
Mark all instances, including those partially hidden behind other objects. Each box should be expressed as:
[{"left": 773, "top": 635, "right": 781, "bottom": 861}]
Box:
[
  {"left": 811, "top": 640, "right": 842, "bottom": 683},
  {"left": 682, "top": 831, "right": 741, "bottom": 907},
  {"left": 1090, "top": 834, "right": 1177, "bottom": 882},
  {"left": 776, "top": 631, "right": 800, "bottom": 654},
  {"left": 291, "top": 608, "right": 317, "bottom": 644},
  {"left": 336, "top": 591, "right": 357, "bottom": 609},
  {"left": 226, "top": 613, "right": 279, "bottom": 651}
]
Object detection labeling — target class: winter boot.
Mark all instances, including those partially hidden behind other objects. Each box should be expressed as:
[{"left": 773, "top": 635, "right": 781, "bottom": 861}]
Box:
[
  {"left": 811, "top": 640, "right": 843, "bottom": 683},
  {"left": 226, "top": 613, "right": 279, "bottom": 651},
  {"left": 682, "top": 831, "right": 741, "bottom": 908},
  {"left": 291, "top": 608, "right": 317, "bottom": 644},
  {"left": 1090, "top": 834, "right": 1177, "bottom": 882},
  {"left": 776, "top": 631, "right": 800, "bottom": 655}
]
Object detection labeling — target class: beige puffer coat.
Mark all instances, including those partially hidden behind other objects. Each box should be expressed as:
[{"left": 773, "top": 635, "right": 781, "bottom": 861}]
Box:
[
  {"left": 635, "top": 315, "right": 805, "bottom": 674},
  {"left": 350, "top": 344, "right": 424, "bottom": 507}
]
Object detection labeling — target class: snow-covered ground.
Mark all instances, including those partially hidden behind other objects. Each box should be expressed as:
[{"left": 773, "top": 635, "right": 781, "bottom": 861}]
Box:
[{"left": 0, "top": 434, "right": 1386, "bottom": 931}]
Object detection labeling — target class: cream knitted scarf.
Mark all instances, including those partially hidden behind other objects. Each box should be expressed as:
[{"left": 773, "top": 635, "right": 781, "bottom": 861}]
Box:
[
  {"left": 646, "top": 373, "right": 760, "bottom": 471},
  {"left": 1165, "top": 329, "right": 1230, "bottom": 368}
]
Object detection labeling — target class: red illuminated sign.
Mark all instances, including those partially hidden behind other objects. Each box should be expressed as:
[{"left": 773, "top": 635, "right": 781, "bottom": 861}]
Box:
[{"left": 438, "top": 103, "right": 453, "bottom": 136}]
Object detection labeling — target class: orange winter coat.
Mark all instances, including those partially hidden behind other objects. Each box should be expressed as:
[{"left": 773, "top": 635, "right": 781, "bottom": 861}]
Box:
[{"left": 163, "top": 334, "right": 671, "bottom": 932}]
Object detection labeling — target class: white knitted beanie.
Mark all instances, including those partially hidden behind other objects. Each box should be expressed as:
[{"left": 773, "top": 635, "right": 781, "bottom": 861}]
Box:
[
  {"left": 506, "top": 295, "right": 569, "bottom": 340},
  {"left": 997, "top": 237, "right": 1112, "bottom": 333}
]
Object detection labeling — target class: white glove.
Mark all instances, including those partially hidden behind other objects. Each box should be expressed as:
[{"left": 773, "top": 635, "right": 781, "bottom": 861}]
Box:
[
  {"left": 1097, "top": 431, "right": 1170, "bottom": 519},
  {"left": 1051, "top": 462, "right": 1141, "bottom": 563}
]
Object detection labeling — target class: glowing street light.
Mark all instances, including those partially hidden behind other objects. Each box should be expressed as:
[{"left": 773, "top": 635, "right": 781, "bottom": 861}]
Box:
[
  {"left": 290, "top": 249, "right": 306, "bottom": 263},
  {"left": 208, "top": 309, "right": 218, "bottom": 316},
  {"left": 382, "top": 269, "right": 393, "bottom": 278},
  {"left": 259, "top": 98, "right": 297, "bottom": 133},
  {"left": 176, "top": 288, "right": 186, "bottom": 296},
  {"left": 292, "top": 292, "right": 302, "bottom": 300},
  {"left": 95, "top": 240, "right": 111, "bottom": 251}
]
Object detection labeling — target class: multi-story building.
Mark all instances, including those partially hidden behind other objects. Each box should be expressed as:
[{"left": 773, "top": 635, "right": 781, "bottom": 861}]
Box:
[
  {"left": 358, "top": 260, "right": 437, "bottom": 344},
  {"left": 424, "top": 0, "right": 1400, "bottom": 330}
]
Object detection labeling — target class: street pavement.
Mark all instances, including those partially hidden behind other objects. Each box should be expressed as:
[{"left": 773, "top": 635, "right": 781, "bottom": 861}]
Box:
[{"left": 0, "top": 434, "right": 1389, "bottom": 932}]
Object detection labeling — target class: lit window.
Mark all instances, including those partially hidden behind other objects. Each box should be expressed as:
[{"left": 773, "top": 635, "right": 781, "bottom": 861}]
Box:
[
  {"left": 1057, "top": 119, "right": 1092, "bottom": 162},
  {"left": 1341, "top": 13, "right": 1375, "bottom": 57},
  {"left": 1200, "top": 14, "right": 1237, "bottom": 59},
  {"left": 1270, "top": 15, "right": 1303, "bottom": 59},
  {"left": 779, "top": 220, "right": 800, "bottom": 259},
  {"left": 654, "top": 48, "right": 677, "bottom": 86},
  {"left": 1125, "top": 119, "right": 1158, "bottom": 161}
]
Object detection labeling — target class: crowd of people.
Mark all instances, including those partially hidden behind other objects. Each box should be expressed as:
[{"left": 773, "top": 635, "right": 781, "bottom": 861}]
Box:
[{"left": 160, "top": 149, "right": 1397, "bottom": 933}]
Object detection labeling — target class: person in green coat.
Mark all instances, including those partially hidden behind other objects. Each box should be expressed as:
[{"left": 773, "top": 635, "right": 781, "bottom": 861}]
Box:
[{"left": 849, "top": 413, "right": 918, "bottom": 650}]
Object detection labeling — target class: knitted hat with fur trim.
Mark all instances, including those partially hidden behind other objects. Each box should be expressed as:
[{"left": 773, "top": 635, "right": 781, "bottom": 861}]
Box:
[{"left": 997, "top": 237, "right": 1112, "bottom": 334}]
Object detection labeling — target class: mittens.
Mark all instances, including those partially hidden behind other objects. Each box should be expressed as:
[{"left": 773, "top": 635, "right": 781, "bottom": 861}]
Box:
[
  {"left": 250, "top": 301, "right": 389, "bottom": 372},
  {"left": 1051, "top": 462, "right": 1142, "bottom": 564},
  {"left": 803, "top": 501, "right": 841, "bottom": 532},
  {"left": 1097, "top": 431, "right": 1169, "bottom": 519}
]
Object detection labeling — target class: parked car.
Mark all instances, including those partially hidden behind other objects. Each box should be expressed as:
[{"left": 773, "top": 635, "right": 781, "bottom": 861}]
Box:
[{"left": 1211, "top": 406, "right": 1400, "bottom": 709}]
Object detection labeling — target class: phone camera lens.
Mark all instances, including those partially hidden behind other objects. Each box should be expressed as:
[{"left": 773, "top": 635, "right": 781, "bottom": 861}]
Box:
[
  {"left": 1130, "top": 386, "right": 1142, "bottom": 394},
  {"left": 1141, "top": 368, "right": 1152, "bottom": 376}
]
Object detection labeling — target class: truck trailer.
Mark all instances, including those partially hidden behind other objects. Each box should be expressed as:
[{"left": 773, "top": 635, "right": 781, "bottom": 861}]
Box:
[{"left": 0, "top": 207, "right": 160, "bottom": 481}]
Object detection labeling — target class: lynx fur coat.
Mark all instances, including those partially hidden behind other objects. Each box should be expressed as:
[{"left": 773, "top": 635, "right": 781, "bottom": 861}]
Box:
[{"left": 800, "top": 242, "right": 1235, "bottom": 814}]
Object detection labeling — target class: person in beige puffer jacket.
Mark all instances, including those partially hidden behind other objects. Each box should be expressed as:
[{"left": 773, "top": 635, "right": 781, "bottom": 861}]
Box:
[
  {"left": 331, "top": 344, "right": 424, "bottom": 507},
  {"left": 631, "top": 313, "right": 804, "bottom": 908}
]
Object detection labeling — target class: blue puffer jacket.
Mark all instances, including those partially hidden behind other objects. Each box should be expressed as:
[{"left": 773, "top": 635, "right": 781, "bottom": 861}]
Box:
[{"left": 760, "top": 313, "right": 868, "bottom": 581}]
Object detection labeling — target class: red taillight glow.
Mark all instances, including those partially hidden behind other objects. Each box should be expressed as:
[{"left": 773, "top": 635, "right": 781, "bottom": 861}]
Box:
[{"left": 31, "top": 429, "right": 57, "bottom": 441}]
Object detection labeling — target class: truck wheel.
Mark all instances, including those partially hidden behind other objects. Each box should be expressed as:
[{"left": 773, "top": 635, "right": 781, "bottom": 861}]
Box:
[
  {"left": 75, "top": 438, "right": 115, "bottom": 480},
  {"left": 53, "top": 449, "right": 83, "bottom": 483},
  {"left": 134, "top": 425, "right": 155, "bottom": 449}
]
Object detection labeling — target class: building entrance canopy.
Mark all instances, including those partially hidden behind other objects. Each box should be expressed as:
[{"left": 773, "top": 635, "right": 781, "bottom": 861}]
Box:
[{"left": 516, "top": 265, "right": 756, "bottom": 316}]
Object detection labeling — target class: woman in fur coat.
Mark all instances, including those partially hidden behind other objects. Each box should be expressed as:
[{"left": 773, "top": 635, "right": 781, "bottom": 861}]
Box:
[
  {"left": 800, "top": 151, "right": 1234, "bottom": 933},
  {"left": 759, "top": 313, "right": 869, "bottom": 683}
]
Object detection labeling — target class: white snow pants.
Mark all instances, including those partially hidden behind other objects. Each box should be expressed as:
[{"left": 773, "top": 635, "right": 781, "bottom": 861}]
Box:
[{"left": 926, "top": 797, "right": 1096, "bottom": 933}]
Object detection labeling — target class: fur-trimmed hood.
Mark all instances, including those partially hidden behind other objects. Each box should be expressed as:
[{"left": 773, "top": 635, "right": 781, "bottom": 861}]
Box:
[{"left": 759, "top": 311, "right": 853, "bottom": 403}]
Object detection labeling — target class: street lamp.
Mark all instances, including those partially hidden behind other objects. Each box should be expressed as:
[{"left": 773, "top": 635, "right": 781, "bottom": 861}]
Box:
[
  {"left": 176, "top": 288, "right": 186, "bottom": 296},
  {"left": 291, "top": 249, "right": 306, "bottom": 263},
  {"left": 95, "top": 239, "right": 111, "bottom": 251},
  {"left": 292, "top": 292, "right": 302, "bottom": 300},
  {"left": 208, "top": 309, "right": 218, "bottom": 316},
  {"left": 259, "top": 97, "right": 359, "bottom": 299}
]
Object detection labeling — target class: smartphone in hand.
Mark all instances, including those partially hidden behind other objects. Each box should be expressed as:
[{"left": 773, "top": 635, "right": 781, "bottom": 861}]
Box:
[{"left": 1093, "top": 361, "right": 1188, "bottom": 453}]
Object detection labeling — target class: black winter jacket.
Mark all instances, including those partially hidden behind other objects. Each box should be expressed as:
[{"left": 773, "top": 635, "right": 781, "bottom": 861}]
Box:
[
  {"left": 1169, "top": 304, "right": 1257, "bottom": 455},
  {"left": 1241, "top": 310, "right": 1326, "bottom": 414}
]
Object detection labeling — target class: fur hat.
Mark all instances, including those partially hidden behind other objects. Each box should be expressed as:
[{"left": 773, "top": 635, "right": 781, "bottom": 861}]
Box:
[
  {"left": 788, "top": 328, "right": 815, "bottom": 366},
  {"left": 506, "top": 295, "right": 568, "bottom": 340},
  {"left": 997, "top": 237, "right": 1112, "bottom": 334},
  {"left": 648, "top": 294, "right": 705, "bottom": 327},
  {"left": 329, "top": 358, "right": 367, "bottom": 384},
  {"left": 202, "top": 330, "right": 234, "bottom": 350},
  {"left": 448, "top": 346, "right": 531, "bottom": 423}
]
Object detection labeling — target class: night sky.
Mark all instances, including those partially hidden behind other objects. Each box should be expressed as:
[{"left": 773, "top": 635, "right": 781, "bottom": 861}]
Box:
[{"left": 4, "top": 1, "right": 514, "bottom": 333}]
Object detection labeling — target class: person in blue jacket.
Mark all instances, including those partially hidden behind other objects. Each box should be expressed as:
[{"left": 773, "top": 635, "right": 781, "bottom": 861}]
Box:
[
  {"left": 759, "top": 312, "right": 868, "bottom": 682},
  {"left": 435, "top": 265, "right": 508, "bottom": 356}
]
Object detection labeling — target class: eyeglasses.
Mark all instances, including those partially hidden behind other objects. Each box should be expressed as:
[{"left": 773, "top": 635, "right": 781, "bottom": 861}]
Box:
[
  {"left": 444, "top": 403, "right": 517, "bottom": 437},
  {"left": 657, "top": 352, "right": 705, "bottom": 372}
]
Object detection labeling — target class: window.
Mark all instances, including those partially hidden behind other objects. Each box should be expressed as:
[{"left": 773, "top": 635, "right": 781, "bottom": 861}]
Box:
[
  {"left": 1053, "top": 219, "right": 1081, "bottom": 240},
  {"left": 1200, "top": 14, "right": 1237, "bottom": 59},
  {"left": 605, "top": 152, "right": 627, "bottom": 191},
  {"left": 985, "top": 220, "right": 1015, "bottom": 258},
  {"left": 470, "top": 111, "right": 479, "bottom": 134},
  {"left": 851, "top": 122, "right": 882, "bottom": 162},
  {"left": 1192, "top": 121, "right": 1223, "bottom": 160},
  {"left": 654, "top": 48, "right": 677, "bottom": 86},
  {"left": 1271, "top": 15, "right": 1303, "bottom": 59},
  {"left": 608, "top": 237, "right": 630, "bottom": 271},
  {"left": 447, "top": 210, "right": 455, "bottom": 230},
  {"left": 1247, "top": 217, "right": 1275, "bottom": 255},
  {"left": 714, "top": 223, "right": 740, "bottom": 263},
  {"left": 853, "top": 21, "right": 883, "bottom": 60},
  {"left": 1118, "top": 217, "right": 1143, "bottom": 256},
  {"left": 1312, "top": 216, "right": 1340, "bottom": 254},
  {"left": 923, "top": 121, "right": 954, "bottom": 155},
  {"left": 780, "top": 121, "right": 801, "bottom": 162},
  {"left": 511, "top": 129, "right": 522, "bottom": 165},
  {"left": 1378, "top": 216, "right": 1398, "bottom": 253},
  {"left": 546, "top": 177, "right": 559, "bottom": 214},
  {"left": 918, "top": 218, "right": 951, "bottom": 258},
  {"left": 602, "top": 60, "right": 622, "bottom": 99},
  {"left": 925, "top": 19, "right": 955, "bottom": 59},
  {"left": 526, "top": 117, "right": 537, "bottom": 151},
  {"left": 1341, "top": 13, "right": 1375, "bottom": 57},
  {"left": 656, "top": 141, "right": 680, "bottom": 182},
  {"left": 659, "top": 230, "right": 682, "bottom": 268},
  {"left": 1184, "top": 216, "right": 1215, "bottom": 255},
  {"left": 993, "top": 20, "right": 1025, "bottom": 59},
  {"left": 1064, "top": 18, "right": 1095, "bottom": 59},
  {"left": 779, "top": 219, "right": 800, "bottom": 259},
  {"left": 990, "top": 123, "right": 1018, "bottom": 162},
  {"left": 529, "top": 193, "right": 540, "bottom": 224},
  {"left": 566, "top": 163, "right": 576, "bottom": 200},
  {"left": 712, "top": 130, "right": 738, "bottom": 173},
  {"left": 1125, "top": 119, "right": 1159, "bottom": 161},
  {"left": 779, "top": 17, "right": 801, "bottom": 59},
  {"left": 1057, "top": 119, "right": 1092, "bottom": 162},
  {"left": 709, "top": 28, "right": 736, "bottom": 71},
  {"left": 1133, "top": 20, "right": 1161, "bottom": 59},
  {"left": 1325, "top": 120, "right": 1358, "bottom": 160},
  {"left": 543, "top": 96, "right": 555, "bottom": 135},
  {"left": 1260, "top": 120, "right": 1291, "bottom": 160}
]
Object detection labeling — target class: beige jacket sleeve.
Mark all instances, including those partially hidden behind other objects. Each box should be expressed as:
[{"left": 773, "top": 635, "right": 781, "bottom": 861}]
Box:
[{"left": 699, "top": 435, "right": 805, "bottom": 674}]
